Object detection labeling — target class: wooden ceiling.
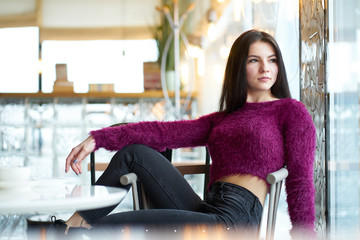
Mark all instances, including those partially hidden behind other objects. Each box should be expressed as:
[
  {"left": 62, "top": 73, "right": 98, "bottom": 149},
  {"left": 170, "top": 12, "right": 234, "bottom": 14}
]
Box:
[{"left": 0, "top": 0, "right": 230, "bottom": 41}]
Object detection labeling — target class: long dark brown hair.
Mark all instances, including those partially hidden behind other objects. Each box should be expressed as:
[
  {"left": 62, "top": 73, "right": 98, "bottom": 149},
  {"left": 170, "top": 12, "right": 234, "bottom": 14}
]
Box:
[{"left": 219, "top": 29, "right": 291, "bottom": 113}]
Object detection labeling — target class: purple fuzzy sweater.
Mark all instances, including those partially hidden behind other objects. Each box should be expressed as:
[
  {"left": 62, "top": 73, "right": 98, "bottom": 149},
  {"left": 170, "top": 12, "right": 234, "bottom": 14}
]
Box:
[{"left": 90, "top": 98, "right": 316, "bottom": 232}]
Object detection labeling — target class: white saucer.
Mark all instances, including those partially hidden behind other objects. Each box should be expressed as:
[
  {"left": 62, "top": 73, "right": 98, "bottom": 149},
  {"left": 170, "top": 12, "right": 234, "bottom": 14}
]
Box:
[
  {"left": 31, "top": 177, "right": 81, "bottom": 187},
  {"left": 0, "top": 178, "right": 83, "bottom": 191},
  {"left": 0, "top": 180, "right": 35, "bottom": 191}
]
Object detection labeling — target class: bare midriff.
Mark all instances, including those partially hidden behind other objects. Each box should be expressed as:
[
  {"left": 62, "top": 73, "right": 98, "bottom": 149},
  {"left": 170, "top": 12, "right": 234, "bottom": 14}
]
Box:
[{"left": 216, "top": 174, "right": 268, "bottom": 206}]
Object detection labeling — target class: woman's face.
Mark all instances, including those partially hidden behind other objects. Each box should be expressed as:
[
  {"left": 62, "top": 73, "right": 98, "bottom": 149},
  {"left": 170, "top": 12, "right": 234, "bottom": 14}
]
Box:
[{"left": 245, "top": 41, "right": 278, "bottom": 98}]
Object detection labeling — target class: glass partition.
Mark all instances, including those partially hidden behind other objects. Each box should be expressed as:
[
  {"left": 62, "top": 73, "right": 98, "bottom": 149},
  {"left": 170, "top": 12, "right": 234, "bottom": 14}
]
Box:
[{"left": 328, "top": 0, "right": 360, "bottom": 238}]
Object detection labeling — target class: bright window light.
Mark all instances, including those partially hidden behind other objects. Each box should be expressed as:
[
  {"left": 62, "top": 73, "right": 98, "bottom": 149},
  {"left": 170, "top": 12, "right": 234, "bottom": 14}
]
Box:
[
  {"left": 41, "top": 40, "right": 158, "bottom": 93},
  {"left": 0, "top": 27, "right": 39, "bottom": 93}
]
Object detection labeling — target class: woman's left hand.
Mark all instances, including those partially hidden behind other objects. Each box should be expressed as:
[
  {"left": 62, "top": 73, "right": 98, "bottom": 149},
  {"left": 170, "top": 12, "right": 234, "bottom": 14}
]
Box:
[{"left": 65, "top": 136, "right": 96, "bottom": 175}]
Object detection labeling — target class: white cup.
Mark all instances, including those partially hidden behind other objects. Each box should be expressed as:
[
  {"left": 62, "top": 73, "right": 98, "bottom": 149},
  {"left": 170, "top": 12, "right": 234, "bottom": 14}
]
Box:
[{"left": 0, "top": 167, "right": 31, "bottom": 182}]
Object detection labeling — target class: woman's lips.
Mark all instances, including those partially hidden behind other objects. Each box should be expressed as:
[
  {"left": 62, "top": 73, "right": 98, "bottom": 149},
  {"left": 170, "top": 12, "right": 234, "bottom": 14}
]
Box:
[{"left": 258, "top": 77, "right": 271, "bottom": 82}]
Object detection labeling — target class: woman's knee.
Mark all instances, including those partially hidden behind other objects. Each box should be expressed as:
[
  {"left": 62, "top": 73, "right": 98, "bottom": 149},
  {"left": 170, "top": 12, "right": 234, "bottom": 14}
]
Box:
[
  {"left": 117, "top": 144, "right": 154, "bottom": 158},
  {"left": 115, "top": 144, "right": 159, "bottom": 163},
  {"left": 105, "top": 144, "right": 147, "bottom": 170},
  {"left": 121, "top": 144, "right": 150, "bottom": 153}
]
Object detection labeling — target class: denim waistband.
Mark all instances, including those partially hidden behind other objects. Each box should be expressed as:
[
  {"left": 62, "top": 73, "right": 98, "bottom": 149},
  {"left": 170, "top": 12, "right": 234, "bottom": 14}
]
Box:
[
  {"left": 204, "top": 181, "right": 263, "bottom": 228},
  {"left": 209, "top": 181, "right": 260, "bottom": 204}
]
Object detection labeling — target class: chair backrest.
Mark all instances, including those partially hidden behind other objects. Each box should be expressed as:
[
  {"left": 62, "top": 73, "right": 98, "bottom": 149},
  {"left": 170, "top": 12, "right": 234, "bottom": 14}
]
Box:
[{"left": 263, "top": 167, "right": 288, "bottom": 240}]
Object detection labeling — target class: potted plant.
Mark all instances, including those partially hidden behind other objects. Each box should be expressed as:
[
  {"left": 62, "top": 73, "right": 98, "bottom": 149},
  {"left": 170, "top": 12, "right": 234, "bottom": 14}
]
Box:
[{"left": 154, "top": 0, "right": 193, "bottom": 92}]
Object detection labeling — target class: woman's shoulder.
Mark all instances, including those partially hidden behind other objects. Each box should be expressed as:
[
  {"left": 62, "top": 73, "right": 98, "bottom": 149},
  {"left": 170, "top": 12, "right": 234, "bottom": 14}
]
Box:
[
  {"left": 280, "top": 98, "right": 307, "bottom": 112},
  {"left": 279, "top": 98, "right": 314, "bottom": 127},
  {"left": 196, "top": 111, "right": 227, "bottom": 125}
]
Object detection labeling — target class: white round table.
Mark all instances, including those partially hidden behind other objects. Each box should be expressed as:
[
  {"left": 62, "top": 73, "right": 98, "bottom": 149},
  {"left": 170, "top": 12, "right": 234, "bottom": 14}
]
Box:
[
  {"left": 0, "top": 178, "right": 126, "bottom": 214},
  {"left": 0, "top": 178, "right": 127, "bottom": 239}
]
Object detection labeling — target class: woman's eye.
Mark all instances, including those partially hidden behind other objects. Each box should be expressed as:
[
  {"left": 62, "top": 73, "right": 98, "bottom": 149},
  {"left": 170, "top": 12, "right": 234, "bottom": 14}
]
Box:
[
  {"left": 248, "top": 59, "right": 257, "bottom": 63},
  {"left": 269, "top": 58, "right": 278, "bottom": 63}
]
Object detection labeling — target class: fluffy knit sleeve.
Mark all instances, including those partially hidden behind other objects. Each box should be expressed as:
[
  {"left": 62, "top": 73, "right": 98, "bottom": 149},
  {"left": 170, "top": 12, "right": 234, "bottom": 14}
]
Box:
[
  {"left": 89, "top": 112, "right": 221, "bottom": 152},
  {"left": 283, "top": 100, "right": 316, "bottom": 236}
]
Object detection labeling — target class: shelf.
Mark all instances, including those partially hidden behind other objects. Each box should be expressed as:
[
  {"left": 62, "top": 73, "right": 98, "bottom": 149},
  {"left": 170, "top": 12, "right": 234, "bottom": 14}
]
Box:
[{"left": 0, "top": 90, "right": 197, "bottom": 99}]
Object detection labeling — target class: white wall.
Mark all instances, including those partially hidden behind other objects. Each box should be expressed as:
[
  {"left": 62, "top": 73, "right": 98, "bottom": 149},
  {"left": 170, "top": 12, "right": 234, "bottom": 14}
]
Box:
[
  {"left": 0, "top": 0, "right": 37, "bottom": 15},
  {"left": 42, "top": 0, "right": 161, "bottom": 28},
  {"left": 0, "top": 0, "right": 161, "bottom": 28}
]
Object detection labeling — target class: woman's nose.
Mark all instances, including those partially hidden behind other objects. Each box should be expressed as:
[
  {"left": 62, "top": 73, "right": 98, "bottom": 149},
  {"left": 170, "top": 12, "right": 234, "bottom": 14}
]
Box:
[{"left": 260, "top": 62, "right": 270, "bottom": 73}]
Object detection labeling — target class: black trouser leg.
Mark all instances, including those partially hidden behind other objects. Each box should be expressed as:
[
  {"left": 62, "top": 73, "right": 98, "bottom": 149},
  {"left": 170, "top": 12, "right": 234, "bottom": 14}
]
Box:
[{"left": 78, "top": 144, "right": 215, "bottom": 225}]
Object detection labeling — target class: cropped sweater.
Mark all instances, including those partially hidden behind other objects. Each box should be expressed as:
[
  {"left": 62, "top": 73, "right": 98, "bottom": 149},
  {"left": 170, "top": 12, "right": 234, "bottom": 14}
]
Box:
[{"left": 90, "top": 98, "right": 316, "bottom": 232}]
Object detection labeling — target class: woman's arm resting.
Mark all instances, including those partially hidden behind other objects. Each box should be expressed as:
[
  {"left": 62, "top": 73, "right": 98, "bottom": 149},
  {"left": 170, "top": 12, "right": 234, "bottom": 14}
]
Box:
[{"left": 65, "top": 136, "right": 96, "bottom": 174}]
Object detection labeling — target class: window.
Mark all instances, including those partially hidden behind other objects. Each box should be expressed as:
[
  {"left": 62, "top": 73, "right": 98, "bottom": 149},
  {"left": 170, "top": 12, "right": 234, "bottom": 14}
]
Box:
[
  {"left": 0, "top": 27, "right": 39, "bottom": 93},
  {"left": 328, "top": 0, "right": 360, "bottom": 237},
  {"left": 41, "top": 40, "right": 158, "bottom": 93}
]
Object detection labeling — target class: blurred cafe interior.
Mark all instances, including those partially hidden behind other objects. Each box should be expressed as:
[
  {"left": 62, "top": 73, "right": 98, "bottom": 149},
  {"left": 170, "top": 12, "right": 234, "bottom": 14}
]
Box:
[{"left": 0, "top": 0, "right": 359, "bottom": 239}]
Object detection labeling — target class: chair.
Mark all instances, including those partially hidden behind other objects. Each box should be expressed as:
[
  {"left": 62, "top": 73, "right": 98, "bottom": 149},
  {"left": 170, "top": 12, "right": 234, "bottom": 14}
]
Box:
[
  {"left": 88, "top": 141, "right": 287, "bottom": 240},
  {"left": 120, "top": 165, "right": 288, "bottom": 240}
]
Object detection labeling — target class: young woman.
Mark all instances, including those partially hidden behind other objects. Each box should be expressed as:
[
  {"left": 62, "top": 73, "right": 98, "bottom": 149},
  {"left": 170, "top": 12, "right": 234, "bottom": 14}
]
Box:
[{"left": 56, "top": 29, "right": 316, "bottom": 237}]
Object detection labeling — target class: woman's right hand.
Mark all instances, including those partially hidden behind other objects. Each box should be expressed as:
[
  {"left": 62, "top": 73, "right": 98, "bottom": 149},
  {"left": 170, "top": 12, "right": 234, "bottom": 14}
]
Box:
[{"left": 65, "top": 136, "right": 96, "bottom": 175}]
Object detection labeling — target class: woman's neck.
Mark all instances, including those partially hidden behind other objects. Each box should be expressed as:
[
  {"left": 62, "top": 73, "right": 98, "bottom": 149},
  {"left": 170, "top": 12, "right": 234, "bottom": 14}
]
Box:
[{"left": 246, "top": 93, "right": 278, "bottom": 103}]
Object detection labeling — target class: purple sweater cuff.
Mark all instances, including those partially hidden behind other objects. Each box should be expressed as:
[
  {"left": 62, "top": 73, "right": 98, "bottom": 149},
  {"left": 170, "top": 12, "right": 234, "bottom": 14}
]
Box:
[{"left": 90, "top": 129, "right": 108, "bottom": 152}]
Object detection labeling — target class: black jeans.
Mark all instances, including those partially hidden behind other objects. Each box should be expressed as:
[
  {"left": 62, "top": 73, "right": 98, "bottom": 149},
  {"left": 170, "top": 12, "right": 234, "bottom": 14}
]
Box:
[{"left": 78, "top": 144, "right": 262, "bottom": 230}]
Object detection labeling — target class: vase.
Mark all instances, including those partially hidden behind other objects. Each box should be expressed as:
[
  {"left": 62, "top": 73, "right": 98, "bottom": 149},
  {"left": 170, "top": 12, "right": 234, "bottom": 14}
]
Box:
[{"left": 165, "top": 70, "right": 175, "bottom": 92}]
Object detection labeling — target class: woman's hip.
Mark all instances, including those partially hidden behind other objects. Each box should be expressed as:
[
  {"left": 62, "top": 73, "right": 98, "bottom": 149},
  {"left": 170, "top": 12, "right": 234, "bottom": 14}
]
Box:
[{"left": 202, "top": 182, "right": 263, "bottom": 228}]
